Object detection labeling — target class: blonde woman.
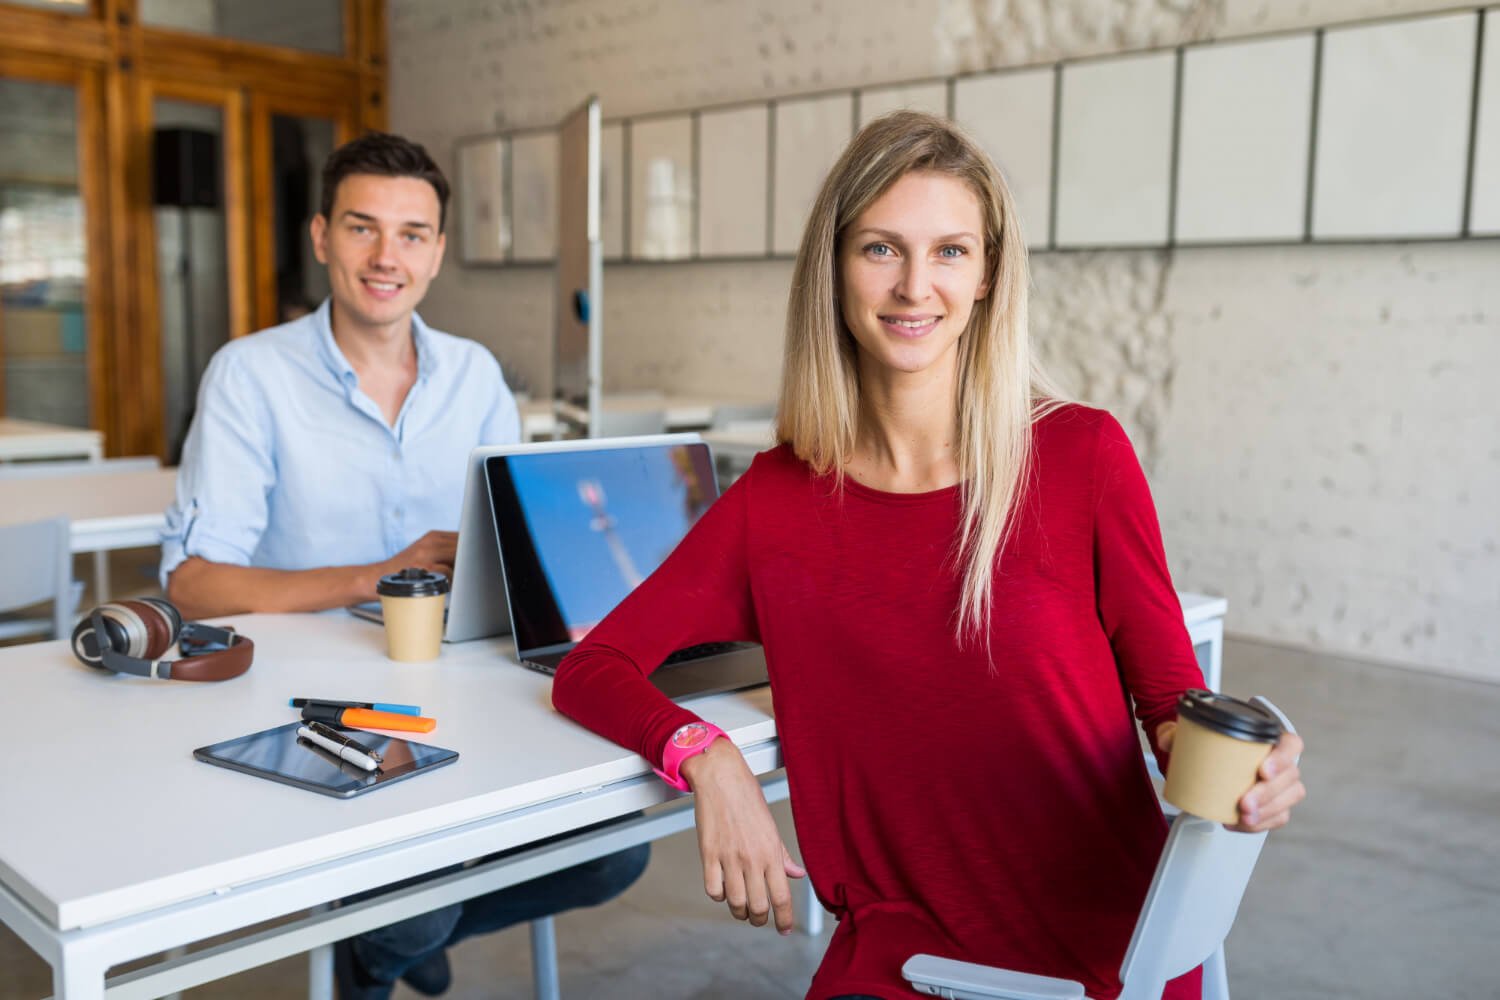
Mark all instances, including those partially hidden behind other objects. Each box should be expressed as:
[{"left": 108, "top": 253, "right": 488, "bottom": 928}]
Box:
[{"left": 554, "top": 112, "right": 1304, "bottom": 1000}]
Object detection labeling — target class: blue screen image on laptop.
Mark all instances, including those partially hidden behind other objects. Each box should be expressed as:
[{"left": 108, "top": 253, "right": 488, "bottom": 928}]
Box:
[{"left": 491, "top": 443, "right": 716, "bottom": 648}]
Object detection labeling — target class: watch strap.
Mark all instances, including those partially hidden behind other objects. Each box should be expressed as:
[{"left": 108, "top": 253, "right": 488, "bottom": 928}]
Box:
[{"left": 654, "top": 722, "right": 728, "bottom": 791}]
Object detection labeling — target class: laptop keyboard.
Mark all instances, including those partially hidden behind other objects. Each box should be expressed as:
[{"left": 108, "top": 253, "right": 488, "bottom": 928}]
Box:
[{"left": 658, "top": 641, "right": 752, "bottom": 667}]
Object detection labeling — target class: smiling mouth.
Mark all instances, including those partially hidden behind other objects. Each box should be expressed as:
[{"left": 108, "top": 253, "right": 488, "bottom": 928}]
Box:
[
  {"left": 880, "top": 315, "right": 941, "bottom": 335},
  {"left": 362, "top": 278, "right": 404, "bottom": 294}
]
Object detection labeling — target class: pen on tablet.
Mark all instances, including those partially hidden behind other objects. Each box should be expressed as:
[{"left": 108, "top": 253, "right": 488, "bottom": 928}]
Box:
[
  {"left": 290, "top": 698, "right": 422, "bottom": 716},
  {"left": 297, "top": 724, "right": 382, "bottom": 771},
  {"left": 300, "top": 703, "right": 437, "bottom": 733}
]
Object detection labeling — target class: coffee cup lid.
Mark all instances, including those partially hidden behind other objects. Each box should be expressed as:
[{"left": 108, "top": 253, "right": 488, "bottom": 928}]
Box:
[
  {"left": 377, "top": 567, "right": 450, "bottom": 598},
  {"left": 1176, "top": 689, "right": 1283, "bottom": 743}
]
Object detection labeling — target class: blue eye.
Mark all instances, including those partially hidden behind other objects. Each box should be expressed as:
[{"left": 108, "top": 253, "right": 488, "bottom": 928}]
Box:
[
  {"left": 866, "top": 243, "right": 894, "bottom": 257},
  {"left": 939, "top": 245, "right": 967, "bottom": 258}
]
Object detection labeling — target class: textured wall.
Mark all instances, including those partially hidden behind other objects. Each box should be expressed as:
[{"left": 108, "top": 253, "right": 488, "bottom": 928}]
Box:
[{"left": 391, "top": 0, "right": 1500, "bottom": 682}]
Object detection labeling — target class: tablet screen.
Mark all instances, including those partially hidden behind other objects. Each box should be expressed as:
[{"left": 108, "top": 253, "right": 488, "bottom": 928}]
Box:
[{"left": 194, "top": 722, "right": 458, "bottom": 798}]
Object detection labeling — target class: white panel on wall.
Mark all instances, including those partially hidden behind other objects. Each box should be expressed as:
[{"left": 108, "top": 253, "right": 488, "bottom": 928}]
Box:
[
  {"left": 773, "top": 93, "right": 853, "bottom": 255},
  {"left": 455, "top": 137, "right": 508, "bottom": 264},
  {"left": 1055, "top": 51, "right": 1176, "bottom": 247},
  {"left": 601, "top": 122, "right": 625, "bottom": 259},
  {"left": 630, "top": 114, "right": 695, "bottom": 260},
  {"left": 858, "top": 81, "right": 947, "bottom": 127},
  {"left": 698, "top": 104, "right": 768, "bottom": 257},
  {"left": 953, "top": 67, "right": 1055, "bottom": 248},
  {"left": 510, "top": 131, "right": 557, "bottom": 261},
  {"left": 1468, "top": 8, "right": 1500, "bottom": 235},
  {"left": 1177, "top": 34, "right": 1315, "bottom": 243},
  {"left": 1313, "top": 12, "right": 1477, "bottom": 239}
]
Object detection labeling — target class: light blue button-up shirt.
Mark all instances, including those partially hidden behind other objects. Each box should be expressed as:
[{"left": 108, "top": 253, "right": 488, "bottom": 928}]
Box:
[{"left": 160, "top": 300, "right": 520, "bottom": 584}]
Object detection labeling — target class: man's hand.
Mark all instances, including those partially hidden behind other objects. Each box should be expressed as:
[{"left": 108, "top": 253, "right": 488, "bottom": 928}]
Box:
[
  {"left": 680, "top": 738, "right": 807, "bottom": 935},
  {"left": 380, "top": 530, "right": 457, "bottom": 579}
]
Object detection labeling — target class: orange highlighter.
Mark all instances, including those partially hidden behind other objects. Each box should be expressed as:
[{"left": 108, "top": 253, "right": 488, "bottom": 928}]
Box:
[{"left": 300, "top": 704, "right": 436, "bottom": 733}]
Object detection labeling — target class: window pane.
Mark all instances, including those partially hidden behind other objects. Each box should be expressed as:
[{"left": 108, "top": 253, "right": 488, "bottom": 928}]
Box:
[
  {"left": 0, "top": 79, "right": 90, "bottom": 429},
  {"left": 3, "top": 0, "right": 87, "bottom": 11},
  {"left": 140, "top": 0, "right": 344, "bottom": 56},
  {"left": 272, "top": 115, "right": 335, "bottom": 319}
]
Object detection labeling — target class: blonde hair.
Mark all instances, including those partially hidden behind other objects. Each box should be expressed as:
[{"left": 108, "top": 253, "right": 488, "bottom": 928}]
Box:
[{"left": 776, "top": 110, "right": 1066, "bottom": 650}]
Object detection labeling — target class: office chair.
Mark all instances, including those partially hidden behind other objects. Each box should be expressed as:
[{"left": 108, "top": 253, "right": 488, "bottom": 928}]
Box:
[
  {"left": 0, "top": 516, "right": 76, "bottom": 642},
  {"left": 904, "top": 698, "right": 1295, "bottom": 1000}
]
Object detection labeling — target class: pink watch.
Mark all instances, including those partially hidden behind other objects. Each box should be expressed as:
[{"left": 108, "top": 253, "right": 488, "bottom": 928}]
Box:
[{"left": 654, "top": 722, "right": 728, "bottom": 791}]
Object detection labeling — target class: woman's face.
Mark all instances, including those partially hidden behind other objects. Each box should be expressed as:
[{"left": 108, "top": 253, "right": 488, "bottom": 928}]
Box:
[{"left": 838, "top": 170, "right": 990, "bottom": 384}]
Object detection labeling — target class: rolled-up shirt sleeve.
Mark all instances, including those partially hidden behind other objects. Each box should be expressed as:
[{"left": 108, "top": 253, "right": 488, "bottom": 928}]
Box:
[{"left": 159, "top": 348, "right": 276, "bottom": 587}]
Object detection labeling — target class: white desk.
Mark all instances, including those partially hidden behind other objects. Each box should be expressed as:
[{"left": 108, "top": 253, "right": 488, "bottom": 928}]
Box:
[
  {"left": 555, "top": 393, "right": 759, "bottom": 433},
  {"left": 0, "top": 614, "right": 782, "bottom": 999},
  {"left": 0, "top": 419, "right": 103, "bottom": 463},
  {"left": 0, "top": 466, "right": 176, "bottom": 603}
]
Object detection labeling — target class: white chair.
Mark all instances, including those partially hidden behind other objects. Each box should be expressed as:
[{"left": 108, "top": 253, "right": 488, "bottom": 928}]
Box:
[
  {"left": 0, "top": 516, "right": 77, "bottom": 642},
  {"left": 905, "top": 698, "right": 1295, "bottom": 1000}
]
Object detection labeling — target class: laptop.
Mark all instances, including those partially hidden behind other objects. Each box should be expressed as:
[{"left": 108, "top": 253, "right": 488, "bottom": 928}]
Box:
[{"left": 483, "top": 434, "right": 769, "bottom": 701}]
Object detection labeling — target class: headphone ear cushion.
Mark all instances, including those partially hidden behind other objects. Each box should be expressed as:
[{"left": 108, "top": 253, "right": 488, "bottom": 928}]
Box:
[
  {"left": 137, "top": 597, "right": 184, "bottom": 642},
  {"left": 116, "top": 599, "right": 175, "bottom": 659},
  {"left": 71, "top": 615, "right": 110, "bottom": 668}
]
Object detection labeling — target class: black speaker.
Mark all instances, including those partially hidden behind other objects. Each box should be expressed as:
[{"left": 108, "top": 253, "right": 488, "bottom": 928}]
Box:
[{"left": 153, "top": 128, "right": 220, "bottom": 208}]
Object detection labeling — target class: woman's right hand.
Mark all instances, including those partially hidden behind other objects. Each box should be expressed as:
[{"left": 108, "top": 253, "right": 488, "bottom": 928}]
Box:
[{"left": 680, "top": 737, "right": 807, "bottom": 934}]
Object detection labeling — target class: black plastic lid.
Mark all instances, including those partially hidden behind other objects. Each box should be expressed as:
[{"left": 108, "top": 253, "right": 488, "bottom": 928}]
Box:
[
  {"left": 1176, "top": 689, "right": 1283, "bottom": 743},
  {"left": 376, "top": 567, "right": 450, "bottom": 598}
]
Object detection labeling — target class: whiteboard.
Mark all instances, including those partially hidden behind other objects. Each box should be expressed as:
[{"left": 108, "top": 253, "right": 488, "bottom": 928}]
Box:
[
  {"left": 1055, "top": 51, "right": 1176, "bottom": 247},
  {"left": 773, "top": 93, "right": 853, "bottom": 255},
  {"left": 510, "top": 131, "right": 558, "bottom": 261},
  {"left": 1468, "top": 7, "right": 1500, "bottom": 235},
  {"left": 630, "top": 114, "right": 695, "bottom": 260},
  {"left": 698, "top": 104, "right": 769, "bottom": 256},
  {"left": 859, "top": 81, "right": 948, "bottom": 127},
  {"left": 455, "top": 136, "right": 508, "bottom": 264},
  {"left": 1176, "top": 34, "right": 1315, "bottom": 243},
  {"left": 1313, "top": 12, "right": 1477, "bottom": 239},
  {"left": 953, "top": 67, "right": 1056, "bottom": 248},
  {"left": 601, "top": 122, "right": 626, "bottom": 259}
]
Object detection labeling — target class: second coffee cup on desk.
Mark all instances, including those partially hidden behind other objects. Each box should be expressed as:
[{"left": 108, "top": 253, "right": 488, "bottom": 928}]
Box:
[
  {"left": 1163, "top": 689, "right": 1284, "bottom": 825},
  {"left": 376, "top": 568, "right": 449, "bottom": 662}
]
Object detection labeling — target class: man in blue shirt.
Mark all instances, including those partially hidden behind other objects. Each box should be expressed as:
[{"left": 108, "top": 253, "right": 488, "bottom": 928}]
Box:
[{"left": 161, "top": 133, "right": 647, "bottom": 999}]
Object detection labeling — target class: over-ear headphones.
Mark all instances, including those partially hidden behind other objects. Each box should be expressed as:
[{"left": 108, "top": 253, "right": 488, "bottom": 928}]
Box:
[{"left": 70, "top": 598, "right": 253, "bottom": 682}]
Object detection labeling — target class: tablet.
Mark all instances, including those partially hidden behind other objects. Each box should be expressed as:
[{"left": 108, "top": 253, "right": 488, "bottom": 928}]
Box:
[{"left": 194, "top": 722, "right": 458, "bottom": 799}]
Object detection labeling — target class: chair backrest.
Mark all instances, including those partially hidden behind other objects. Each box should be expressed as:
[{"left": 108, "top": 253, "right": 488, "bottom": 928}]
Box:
[
  {"left": 592, "top": 408, "right": 667, "bottom": 438},
  {"left": 0, "top": 516, "right": 74, "bottom": 640},
  {"left": 1117, "top": 815, "right": 1268, "bottom": 1000},
  {"left": 0, "top": 456, "right": 160, "bottom": 479}
]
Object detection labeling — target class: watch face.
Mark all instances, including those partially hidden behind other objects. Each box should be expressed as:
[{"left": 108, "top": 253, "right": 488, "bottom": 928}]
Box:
[{"left": 672, "top": 723, "right": 711, "bottom": 750}]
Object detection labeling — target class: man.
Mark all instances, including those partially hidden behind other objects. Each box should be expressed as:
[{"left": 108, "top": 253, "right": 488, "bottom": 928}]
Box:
[{"left": 161, "top": 132, "right": 647, "bottom": 999}]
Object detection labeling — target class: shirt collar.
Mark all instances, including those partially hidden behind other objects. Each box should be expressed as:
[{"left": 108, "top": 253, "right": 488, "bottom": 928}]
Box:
[{"left": 313, "top": 298, "right": 438, "bottom": 387}]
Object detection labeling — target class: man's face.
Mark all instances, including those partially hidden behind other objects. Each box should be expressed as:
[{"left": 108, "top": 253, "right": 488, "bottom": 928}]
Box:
[{"left": 310, "top": 173, "right": 446, "bottom": 338}]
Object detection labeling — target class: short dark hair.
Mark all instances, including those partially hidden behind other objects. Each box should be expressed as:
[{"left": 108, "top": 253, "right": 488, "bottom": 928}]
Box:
[{"left": 319, "top": 131, "right": 451, "bottom": 232}]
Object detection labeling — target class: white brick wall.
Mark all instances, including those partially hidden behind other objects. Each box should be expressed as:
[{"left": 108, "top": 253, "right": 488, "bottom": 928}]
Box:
[{"left": 391, "top": 0, "right": 1500, "bottom": 682}]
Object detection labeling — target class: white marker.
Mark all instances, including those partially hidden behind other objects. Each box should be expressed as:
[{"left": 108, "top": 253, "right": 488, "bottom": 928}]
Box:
[{"left": 297, "top": 725, "right": 380, "bottom": 771}]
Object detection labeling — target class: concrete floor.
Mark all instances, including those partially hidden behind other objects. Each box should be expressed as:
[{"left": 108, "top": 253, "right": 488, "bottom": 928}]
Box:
[{"left": 3, "top": 630, "right": 1496, "bottom": 999}]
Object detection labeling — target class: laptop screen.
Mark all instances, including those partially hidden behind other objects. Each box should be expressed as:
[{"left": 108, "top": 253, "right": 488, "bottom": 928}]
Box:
[{"left": 485, "top": 441, "right": 719, "bottom": 656}]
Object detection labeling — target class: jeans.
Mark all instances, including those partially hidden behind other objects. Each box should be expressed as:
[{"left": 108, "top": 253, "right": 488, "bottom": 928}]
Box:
[{"left": 349, "top": 841, "right": 651, "bottom": 986}]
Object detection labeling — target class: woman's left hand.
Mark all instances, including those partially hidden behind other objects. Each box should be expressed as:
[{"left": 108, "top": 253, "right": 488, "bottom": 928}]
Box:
[{"left": 1156, "top": 723, "right": 1307, "bottom": 833}]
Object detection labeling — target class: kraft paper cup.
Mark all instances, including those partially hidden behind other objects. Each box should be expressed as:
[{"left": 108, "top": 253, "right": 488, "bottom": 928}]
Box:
[
  {"left": 1163, "top": 689, "right": 1283, "bottom": 825},
  {"left": 376, "top": 568, "right": 449, "bottom": 662}
]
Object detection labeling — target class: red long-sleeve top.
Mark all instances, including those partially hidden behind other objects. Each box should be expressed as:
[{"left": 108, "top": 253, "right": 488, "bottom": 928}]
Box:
[{"left": 553, "top": 404, "right": 1204, "bottom": 1000}]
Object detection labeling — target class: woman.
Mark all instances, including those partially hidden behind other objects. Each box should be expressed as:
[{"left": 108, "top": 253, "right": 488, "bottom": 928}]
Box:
[{"left": 553, "top": 111, "right": 1305, "bottom": 1000}]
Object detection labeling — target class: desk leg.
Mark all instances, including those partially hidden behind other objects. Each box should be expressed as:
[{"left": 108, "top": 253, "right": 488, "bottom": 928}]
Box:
[
  {"left": 308, "top": 903, "right": 334, "bottom": 1000},
  {"left": 529, "top": 916, "right": 559, "bottom": 1000},
  {"left": 53, "top": 951, "right": 107, "bottom": 1000},
  {"left": 93, "top": 550, "right": 110, "bottom": 604}
]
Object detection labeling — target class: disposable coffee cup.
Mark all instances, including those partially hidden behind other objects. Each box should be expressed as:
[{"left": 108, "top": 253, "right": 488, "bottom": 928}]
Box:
[
  {"left": 1163, "top": 689, "right": 1283, "bottom": 825},
  {"left": 376, "top": 568, "right": 449, "bottom": 662}
]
